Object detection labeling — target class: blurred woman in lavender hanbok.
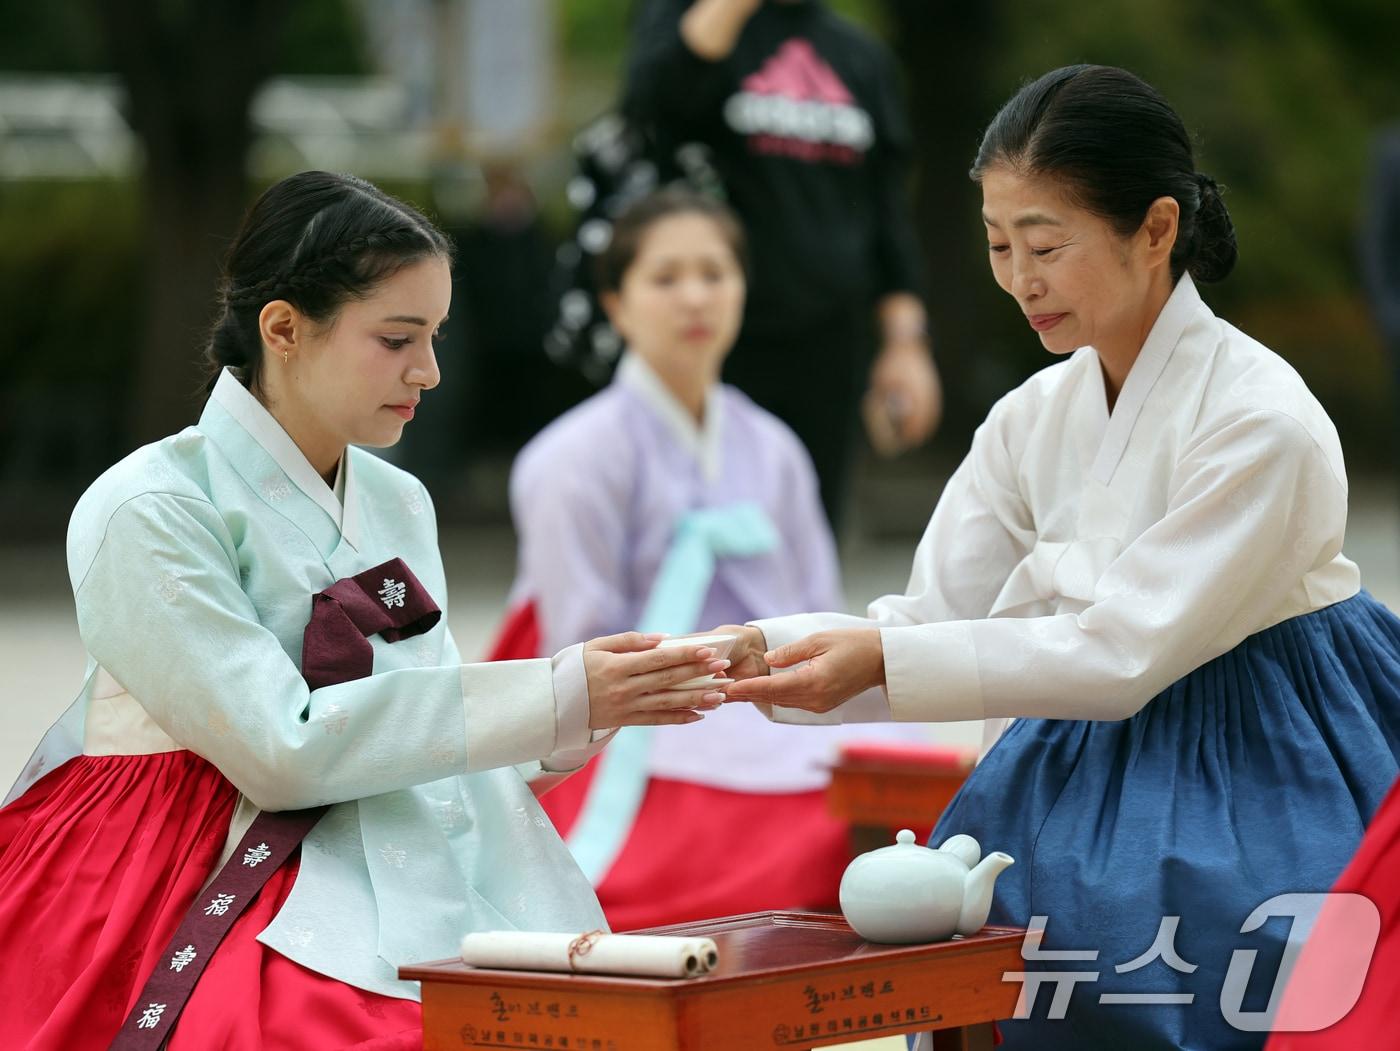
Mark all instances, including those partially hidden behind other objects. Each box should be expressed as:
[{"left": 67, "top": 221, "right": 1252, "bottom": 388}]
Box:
[{"left": 493, "top": 189, "right": 927, "bottom": 929}]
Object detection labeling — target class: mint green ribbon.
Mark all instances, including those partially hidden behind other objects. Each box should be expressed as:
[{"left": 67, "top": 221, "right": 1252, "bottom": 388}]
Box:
[{"left": 566, "top": 502, "right": 779, "bottom": 883}]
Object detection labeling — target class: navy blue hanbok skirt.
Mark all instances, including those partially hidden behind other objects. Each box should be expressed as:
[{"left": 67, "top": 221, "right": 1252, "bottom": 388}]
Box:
[{"left": 928, "top": 591, "right": 1400, "bottom": 1050}]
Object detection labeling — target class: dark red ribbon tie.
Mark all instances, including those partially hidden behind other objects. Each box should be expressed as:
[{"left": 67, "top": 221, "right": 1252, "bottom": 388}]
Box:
[{"left": 301, "top": 558, "right": 441, "bottom": 690}]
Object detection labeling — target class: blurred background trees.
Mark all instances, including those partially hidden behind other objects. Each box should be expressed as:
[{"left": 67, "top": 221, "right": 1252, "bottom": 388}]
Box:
[
  {"left": 2, "top": 0, "right": 1397, "bottom": 535},
  {"left": 94, "top": 0, "right": 288, "bottom": 448}
]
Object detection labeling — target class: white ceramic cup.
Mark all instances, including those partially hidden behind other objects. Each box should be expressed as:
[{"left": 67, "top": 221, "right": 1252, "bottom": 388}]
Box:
[{"left": 656, "top": 633, "right": 738, "bottom": 691}]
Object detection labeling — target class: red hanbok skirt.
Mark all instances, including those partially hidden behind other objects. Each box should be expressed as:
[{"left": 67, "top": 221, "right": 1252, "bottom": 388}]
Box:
[
  {"left": 540, "top": 757, "right": 851, "bottom": 931},
  {"left": 0, "top": 751, "right": 420, "bottom": 1050}
]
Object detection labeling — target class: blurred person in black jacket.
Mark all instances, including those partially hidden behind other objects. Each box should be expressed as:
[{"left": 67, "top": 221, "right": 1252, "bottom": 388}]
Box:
[{"left": 623, "top": 0, "right": 943, "bottom": 530}]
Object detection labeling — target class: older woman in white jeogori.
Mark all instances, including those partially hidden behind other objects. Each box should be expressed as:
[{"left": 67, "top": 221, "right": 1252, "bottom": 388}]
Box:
[{"left": 721, "top": 65, "right": 1400, "bottom": 1050}]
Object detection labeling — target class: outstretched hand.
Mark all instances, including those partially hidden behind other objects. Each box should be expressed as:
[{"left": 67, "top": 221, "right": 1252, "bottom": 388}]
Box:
[
  {"left": 722, "top": 628, "right": 886, "bottom": 714},
  {"left": 583, "top": 632, "right": 732, "bottom": 729}
]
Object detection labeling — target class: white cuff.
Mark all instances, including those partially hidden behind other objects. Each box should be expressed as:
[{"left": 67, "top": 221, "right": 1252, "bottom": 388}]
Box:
[
  {"left": 550, "top": 643, "right": 592, "bottom": 751},
  {"left": 880, "top": 621, "right": 984, "bottom": 722},
  {"left": 755, "top": 690, "right": 894, "bottom": 725},
  {"left": 459, "top": 658, "right": 557, "bottom": 770},
  {"left": 747, "top": 616, "right": 896, "bottom": 725},
  {"left": 749, "top": 611, "right": 875, "bottom": 651},
  {"left": 542, "top": 728, "right": 617, "bottom": 773},
  {"left": 545, "top": 643, "right": 617, "bottom": 770}
]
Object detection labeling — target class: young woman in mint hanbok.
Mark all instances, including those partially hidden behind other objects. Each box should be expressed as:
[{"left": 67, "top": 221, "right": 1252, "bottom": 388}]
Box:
[
  {"left": 0, "top": 172, "right": 732, "bottom": 1051},
  {"left": 719, "top": 66, "right": 1400, "bottom": 1049},
  {"left": 493, "top": 189, "right": 928, "bottom": 930}
]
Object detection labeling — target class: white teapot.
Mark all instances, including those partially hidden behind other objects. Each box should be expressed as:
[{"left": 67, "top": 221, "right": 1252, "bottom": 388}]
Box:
[{"left": 839, "top": 829, "right": 1014, "bottom": 944}]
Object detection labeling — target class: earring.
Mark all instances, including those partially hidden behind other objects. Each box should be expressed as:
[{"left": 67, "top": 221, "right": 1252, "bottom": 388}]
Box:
[{"left": 282, "top": 350, "right": 289, "bottom": 364}]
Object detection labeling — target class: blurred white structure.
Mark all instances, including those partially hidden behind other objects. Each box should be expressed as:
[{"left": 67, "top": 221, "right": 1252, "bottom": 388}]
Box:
[
  {"left": 0, "top": 74, "right": 423, "bottom": 180},
  {"left": 0, "top": 76, "right": 135, "bottom": 178},
  {"left": 0, "top": 0, "right": 556, "bottom": 181},
  {"left": 460, "top": 0, "right": 555, "bottom": 156}
]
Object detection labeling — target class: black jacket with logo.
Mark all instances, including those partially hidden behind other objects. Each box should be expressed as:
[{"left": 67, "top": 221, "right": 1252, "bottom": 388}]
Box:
[{"left": 623, "top": 0, "right": 927, "bottom": 339}]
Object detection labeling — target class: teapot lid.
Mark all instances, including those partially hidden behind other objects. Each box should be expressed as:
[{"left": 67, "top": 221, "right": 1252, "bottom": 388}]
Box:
[{"left": 856, "top": 827, "right": 936, "bottom": 864}]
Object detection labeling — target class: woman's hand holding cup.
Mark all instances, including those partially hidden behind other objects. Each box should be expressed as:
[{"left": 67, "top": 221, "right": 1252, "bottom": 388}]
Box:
[{"left": 583, "top": 632, "right": 732, "bottom": 729}]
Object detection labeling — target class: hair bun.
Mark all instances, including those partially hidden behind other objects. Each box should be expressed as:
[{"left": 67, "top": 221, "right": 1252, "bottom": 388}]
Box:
[{"left": 1186, "top": 172, "right": 1237, "bottom": 283}]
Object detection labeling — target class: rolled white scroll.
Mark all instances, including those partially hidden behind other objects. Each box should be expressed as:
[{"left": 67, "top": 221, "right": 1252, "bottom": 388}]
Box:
[{"left": 459, "top": 930, "right": 720, "bottom": 978}]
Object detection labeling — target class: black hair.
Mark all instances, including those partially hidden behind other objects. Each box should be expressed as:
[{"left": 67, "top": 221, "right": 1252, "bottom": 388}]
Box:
[
  {"left": 973, "top": 64, "right": 1237, "bottom": 283},
  {"left": 596, "top": 187, "right": 748, "bottom": 294},
  {"left": 204, "top": 171, "right": 453, "bottom": 395}
]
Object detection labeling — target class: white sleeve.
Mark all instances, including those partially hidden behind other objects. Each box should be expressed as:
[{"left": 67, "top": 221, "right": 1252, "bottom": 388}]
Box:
[
  {"left": 77, "top": 493, "right": 580, "bottom": 811},
  {"left": 751, "top": 402, "right": 1035, "bottom": 723},
  {"left": 881, "top": 410, "right": 1348, "bottom": 722}
]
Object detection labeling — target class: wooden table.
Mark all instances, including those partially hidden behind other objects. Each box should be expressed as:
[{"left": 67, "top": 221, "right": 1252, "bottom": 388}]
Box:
[
  {"left": 825, "top": 748, "right": 975, "bottom": 855},
  {"left": 403, "top": 911, "right": 1024, "bottom": 1051}
]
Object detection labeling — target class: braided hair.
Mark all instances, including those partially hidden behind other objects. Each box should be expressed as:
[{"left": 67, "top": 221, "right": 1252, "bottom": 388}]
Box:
[{"left": 205, "top": 171, "right": 453, "bottom": 395}]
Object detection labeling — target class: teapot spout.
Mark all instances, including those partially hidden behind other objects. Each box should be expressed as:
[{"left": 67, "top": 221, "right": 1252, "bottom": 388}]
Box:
[{"left": 957, "top": 852, "right": 1015, "bottom": 936}]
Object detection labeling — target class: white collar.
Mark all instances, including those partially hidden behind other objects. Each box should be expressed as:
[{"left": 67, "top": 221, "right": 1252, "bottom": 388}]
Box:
[
  {"left": 616, "top": 352, "right": 724, "bottom": 482},
  {"left": 210, "top": 368, "right": 361, "bottom": 549},
  {"left": 1089, "top": 274, "right": 1205, "bottom": 484}
]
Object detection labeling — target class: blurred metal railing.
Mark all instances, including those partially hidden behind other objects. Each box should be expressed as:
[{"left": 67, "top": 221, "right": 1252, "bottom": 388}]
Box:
[{"left": 0, "top": 74, "right": 437, "bottom": 180}]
